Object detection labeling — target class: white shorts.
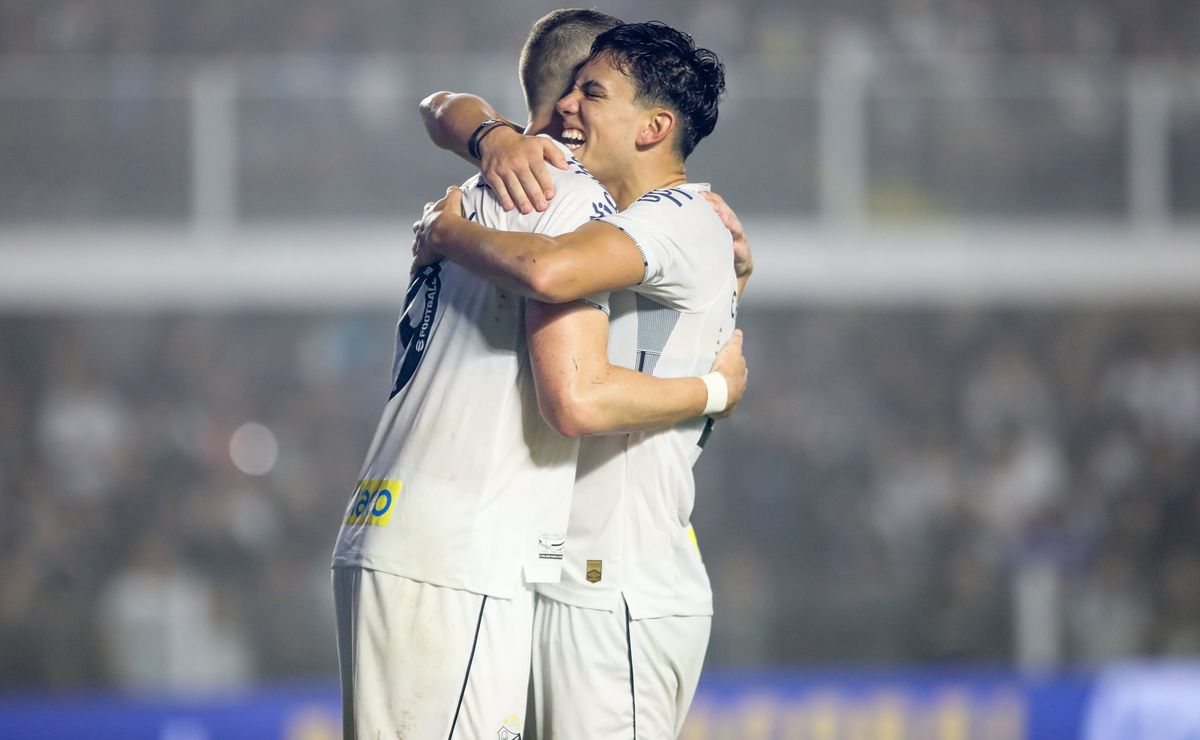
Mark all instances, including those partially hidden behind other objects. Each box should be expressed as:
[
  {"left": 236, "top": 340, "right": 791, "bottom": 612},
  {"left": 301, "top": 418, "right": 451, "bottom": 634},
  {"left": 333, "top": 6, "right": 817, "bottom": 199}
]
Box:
[
  {"left": 333, "top": 566, "right": 532, "bottom": 740},
  {"left": 530, "top": 594, "right": 710, "bottom": 740}
]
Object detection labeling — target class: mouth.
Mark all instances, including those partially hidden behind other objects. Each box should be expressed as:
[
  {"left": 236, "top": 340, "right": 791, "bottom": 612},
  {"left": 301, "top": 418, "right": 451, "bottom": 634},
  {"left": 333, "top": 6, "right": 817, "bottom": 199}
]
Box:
[{"left": 559, "top": 128, "right": 587, "bottom": 152}]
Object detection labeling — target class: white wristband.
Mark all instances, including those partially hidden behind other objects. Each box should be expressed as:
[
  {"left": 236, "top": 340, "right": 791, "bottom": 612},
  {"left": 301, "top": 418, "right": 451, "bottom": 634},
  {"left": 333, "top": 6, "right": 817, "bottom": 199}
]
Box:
[{"left": 701, "top": 372, "right": 728, "bottom": 416}]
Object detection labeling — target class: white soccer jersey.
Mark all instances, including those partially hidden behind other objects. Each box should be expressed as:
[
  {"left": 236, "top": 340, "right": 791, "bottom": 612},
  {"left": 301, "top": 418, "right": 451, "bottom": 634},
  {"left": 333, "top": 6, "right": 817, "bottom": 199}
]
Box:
[
  {"left": 536, "top": 184, "right": 739, "bottom": 619},
  {"left": 331, "top": 138, "right": 618, "bottom": 598}
]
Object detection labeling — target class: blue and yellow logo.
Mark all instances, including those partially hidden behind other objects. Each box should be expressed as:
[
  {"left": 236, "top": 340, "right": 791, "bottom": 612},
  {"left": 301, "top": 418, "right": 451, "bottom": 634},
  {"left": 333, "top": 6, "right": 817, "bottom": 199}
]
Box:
[{"left": 344, "top": 478, "right": 402, "bottom": 527}]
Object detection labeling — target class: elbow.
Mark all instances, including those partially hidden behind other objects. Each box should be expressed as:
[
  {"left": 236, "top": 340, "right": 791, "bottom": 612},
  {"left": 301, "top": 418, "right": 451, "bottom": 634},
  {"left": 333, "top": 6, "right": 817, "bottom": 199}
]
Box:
[
  {"left": 418, "top": 90, "right": 452, "bottom": 118},
  {"left": 418, "top": 91, "right": 455, "bottom": 146},
  {"left": 547, "top": 414, "right": 588, "bottom": 440},
  {"left": 541, "top": 404, "right": 593, "bottom": 440},
  {"left": 538, "top": 393, "right": 601, "bottom": 439},
  {"left": 522, "top": 259, "right": 577, "bottom": 304}
]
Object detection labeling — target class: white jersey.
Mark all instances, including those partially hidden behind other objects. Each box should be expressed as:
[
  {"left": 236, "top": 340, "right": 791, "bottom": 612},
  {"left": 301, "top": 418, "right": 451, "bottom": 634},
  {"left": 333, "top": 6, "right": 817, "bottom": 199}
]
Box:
[
  {"left": 331, "top": 138, "right": 618, "bottom": 598},
  {"left": 536, "top": 184, "right": 739, "bottom": 619}
]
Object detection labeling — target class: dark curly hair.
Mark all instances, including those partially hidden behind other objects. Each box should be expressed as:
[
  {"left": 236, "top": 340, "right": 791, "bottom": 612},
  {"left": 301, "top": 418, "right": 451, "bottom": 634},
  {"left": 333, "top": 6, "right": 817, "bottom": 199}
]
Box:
[{"left": 587, "top": 21, "right": 726, "bottom": 159}]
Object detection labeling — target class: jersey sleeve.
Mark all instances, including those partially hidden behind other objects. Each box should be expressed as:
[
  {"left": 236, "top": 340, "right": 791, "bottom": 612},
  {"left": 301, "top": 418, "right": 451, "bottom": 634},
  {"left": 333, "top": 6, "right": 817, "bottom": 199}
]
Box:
[{"left": 597, "top": 188, "right": 730, "bottom": 312}]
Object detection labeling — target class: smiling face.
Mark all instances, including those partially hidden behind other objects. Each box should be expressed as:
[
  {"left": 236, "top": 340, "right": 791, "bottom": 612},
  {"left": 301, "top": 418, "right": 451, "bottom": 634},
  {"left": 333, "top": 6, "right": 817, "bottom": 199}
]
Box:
[{"left": 555, "top": 52, "right": 656, "bottom": 188}]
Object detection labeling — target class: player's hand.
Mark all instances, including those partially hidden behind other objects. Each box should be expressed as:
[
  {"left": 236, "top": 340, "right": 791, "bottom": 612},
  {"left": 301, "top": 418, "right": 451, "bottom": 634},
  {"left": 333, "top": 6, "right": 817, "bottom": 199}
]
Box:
[
  {"left": 411, "top": 186, "right": 463, "bottom": 271},
  {"left": 479, "top": 126, "right": 569, "bottom": 215},
  {"left": 701, "top": 191, "right": 752, "bottom": 279},
  {"left": 709, "top": 329, "right": 747, "bottom": 419}
]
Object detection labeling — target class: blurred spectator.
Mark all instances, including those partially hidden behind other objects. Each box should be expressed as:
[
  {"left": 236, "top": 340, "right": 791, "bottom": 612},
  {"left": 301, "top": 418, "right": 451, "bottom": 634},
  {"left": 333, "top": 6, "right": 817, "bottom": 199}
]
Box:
[
  {"left": 35, "top": 339, "right": 131, "bottom": 501},
  {"left": 100, "top": 533, "right": 252, "bottom": 692}
]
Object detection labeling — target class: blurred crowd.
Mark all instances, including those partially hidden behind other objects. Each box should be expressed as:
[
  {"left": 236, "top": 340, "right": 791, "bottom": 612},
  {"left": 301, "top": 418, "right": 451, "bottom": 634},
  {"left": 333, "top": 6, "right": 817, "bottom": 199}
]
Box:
[
  {"left": 704, "top": 307, "right": 1200, "bottom": 667},
  {"left": 1, "top": 0, "right": 1198, "bottom": 59},
  {"left": 1, "top": 307, "right": 1199, "bottom": 691},
  {"left": 0, "top": 316, "right": 383, "bottom": 690}
]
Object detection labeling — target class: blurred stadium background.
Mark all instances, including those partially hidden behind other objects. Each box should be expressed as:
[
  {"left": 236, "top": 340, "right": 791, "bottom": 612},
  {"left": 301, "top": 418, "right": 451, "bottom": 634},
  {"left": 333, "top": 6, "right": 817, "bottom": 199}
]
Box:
[{"left": 2, "top": 0, "right": 1200, "bottom": 738}]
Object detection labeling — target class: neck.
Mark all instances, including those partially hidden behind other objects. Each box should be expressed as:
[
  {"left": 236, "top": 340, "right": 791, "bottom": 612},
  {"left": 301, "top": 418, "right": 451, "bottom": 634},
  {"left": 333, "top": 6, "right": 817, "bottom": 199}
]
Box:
[
  {"left": 526, "top": 108, "right": 555, "bottom": 137},
  {"left": 604, "top": 154, "right": 686, "bottom": 210}
]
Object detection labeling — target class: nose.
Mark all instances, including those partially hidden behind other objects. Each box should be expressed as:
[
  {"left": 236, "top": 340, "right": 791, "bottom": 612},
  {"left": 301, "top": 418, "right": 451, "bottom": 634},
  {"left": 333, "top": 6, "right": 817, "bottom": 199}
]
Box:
[{"left": 556, "top": 88, "right": 580, "bottom": 117}]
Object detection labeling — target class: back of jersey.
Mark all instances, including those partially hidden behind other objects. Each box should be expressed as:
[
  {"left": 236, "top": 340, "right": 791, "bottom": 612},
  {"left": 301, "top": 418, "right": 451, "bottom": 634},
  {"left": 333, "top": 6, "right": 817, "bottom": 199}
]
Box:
[
  {"left": 332, "top": 142, "right": 618, "bottom": 598},
  {"left": 536, "top": 184, "right": 738, "bottom": 619}
]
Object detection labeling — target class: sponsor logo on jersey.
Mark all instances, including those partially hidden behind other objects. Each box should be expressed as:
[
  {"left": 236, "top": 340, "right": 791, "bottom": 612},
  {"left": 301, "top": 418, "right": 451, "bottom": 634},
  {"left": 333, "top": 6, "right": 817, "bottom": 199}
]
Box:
[
  {"left": 586, "top": 559, "right": 603, "bottom": 583},
  {"left": 538, "top": 533, "right": 566, "bottom": 561},
  {"left": 344, "top": 478, "right": 402, "bottom": 527},
  {"left": 390, "top": 264, "right": 443, "bottom": 400}
]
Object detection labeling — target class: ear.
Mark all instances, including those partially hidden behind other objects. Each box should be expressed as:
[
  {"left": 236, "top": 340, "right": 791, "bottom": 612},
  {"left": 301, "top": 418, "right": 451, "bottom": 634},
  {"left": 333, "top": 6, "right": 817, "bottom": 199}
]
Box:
[{"left": 636, "top": 108, "right": 676, "bottom": 148}]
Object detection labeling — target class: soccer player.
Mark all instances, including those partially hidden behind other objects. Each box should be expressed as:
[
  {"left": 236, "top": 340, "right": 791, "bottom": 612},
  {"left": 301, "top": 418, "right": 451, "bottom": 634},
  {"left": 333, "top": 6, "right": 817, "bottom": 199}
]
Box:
[
  {"left": 414, "top": 21, "right": 744, "bottom": 739},
  {"left": 329, "top": 11, "right": 746, "bottom": 740}
]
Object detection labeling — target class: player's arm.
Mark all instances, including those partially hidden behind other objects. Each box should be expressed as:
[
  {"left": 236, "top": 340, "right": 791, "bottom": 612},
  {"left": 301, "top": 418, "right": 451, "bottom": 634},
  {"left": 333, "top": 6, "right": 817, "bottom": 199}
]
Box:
[
  {"left": 526, "top": 302, "right": 747, "bottom": 438},
  {"left": 418, "top": 90, "right": 567, "bottom": 213},
  {"left": 702, "top": 191, "right": 754, "bottom": 298},
  {"left": 413, "top": 187, "right": 644, "bottom": 303}
]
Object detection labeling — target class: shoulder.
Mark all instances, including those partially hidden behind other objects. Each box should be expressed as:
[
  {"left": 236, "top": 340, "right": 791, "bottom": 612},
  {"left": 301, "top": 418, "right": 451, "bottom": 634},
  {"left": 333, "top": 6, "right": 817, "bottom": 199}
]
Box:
[
  {"left": 610, "top": 185, "right": 728, "bottom": 246},
  {"left": 540, "top": 145, "right": 618, "bottom": 226},
  {"left": 626, "top": 186, "right": 718, "bottom": 222},
  {"left": 458, "top": 174, "right": 494, "bottom": 219},
  {"left": 545, "top": 142, "right": 611, "bottom": 200}
]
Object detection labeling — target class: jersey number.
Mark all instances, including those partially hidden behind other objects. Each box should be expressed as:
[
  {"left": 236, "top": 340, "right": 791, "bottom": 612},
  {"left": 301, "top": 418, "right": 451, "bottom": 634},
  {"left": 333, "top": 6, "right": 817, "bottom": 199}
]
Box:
[{"left": 389, "top": 262, "right": 443, "bottom": 400}]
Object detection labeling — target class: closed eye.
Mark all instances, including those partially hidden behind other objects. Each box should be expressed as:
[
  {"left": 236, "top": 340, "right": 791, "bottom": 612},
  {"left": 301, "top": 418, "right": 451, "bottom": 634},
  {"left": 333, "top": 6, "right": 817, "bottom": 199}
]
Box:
[{"left": 581, "top": 80, "right": 606, "bottom": 99}]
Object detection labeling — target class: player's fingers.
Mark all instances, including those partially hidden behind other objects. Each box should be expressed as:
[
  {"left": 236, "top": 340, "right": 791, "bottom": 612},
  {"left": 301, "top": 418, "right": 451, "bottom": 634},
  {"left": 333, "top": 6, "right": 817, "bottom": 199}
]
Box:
[
  {"left": 530, "top": 159, "right": 556, "bottom": 203},
  {"left": 543, "top": 140, "right": 570, "bottom": 171},
  {"left": 702, "top": 192, "right": 728, "bottom": 212},
  {"left": 515, "top": 165, "right": 549, "bottom": 212},
  {"left": 503, "top": 170, "right": 533, "bottom": 214},
  {"left": 485, "top": 171, "right": 515, "bottom": 211},
  {"left": 703, "top": 191, "right": 737, "bottom": 220}
]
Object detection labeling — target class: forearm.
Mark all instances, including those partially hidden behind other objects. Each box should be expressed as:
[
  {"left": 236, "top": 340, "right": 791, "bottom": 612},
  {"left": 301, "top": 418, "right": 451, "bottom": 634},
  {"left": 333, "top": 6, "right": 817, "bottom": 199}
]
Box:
[
  {"left": 418, "top": 91, "right": 501, "bottom": 163},
  {"left": 430, "top": 217, "right": 637, "bottom": 303},
  {"left": 431, "top": 216, "right": 570, "bottom": 300},
  {"left": 543, "top": 364, "right": 709, "bottom": 438}
]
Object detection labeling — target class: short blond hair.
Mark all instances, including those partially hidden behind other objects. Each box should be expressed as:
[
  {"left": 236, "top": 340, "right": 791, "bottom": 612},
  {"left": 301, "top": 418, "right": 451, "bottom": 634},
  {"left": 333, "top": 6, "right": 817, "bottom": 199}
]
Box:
[{"left": 518, "top": 9, "right": 622, "bottom": 115}]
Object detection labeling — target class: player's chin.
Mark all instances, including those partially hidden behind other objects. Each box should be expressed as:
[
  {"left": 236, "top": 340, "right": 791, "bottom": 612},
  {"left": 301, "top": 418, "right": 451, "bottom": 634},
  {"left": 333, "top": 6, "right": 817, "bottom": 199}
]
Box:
[{"left": 572, "top": 143, "right": 594, "bottom": 166}]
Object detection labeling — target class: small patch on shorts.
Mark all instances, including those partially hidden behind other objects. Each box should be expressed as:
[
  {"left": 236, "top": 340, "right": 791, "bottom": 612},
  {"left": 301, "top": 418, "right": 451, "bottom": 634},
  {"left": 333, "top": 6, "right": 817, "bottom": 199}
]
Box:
[{"left": 586, "top": 560, "right": 603, "bottom": 583}]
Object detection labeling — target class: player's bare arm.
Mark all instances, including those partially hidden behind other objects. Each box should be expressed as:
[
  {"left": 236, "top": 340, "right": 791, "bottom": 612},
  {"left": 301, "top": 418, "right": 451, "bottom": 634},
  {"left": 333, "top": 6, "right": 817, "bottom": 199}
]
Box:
[
  {"left": 413, "top": 186, "right": 645, "bottom": 304},
  {"left": 419, "top": 91, "right": 567, "bottom": 214},
  {"left": 526, "top": 301, "right": 746, "bottom": 438},
  {"left": 701, "top": 191, "right": 753, "bottom": 298}
]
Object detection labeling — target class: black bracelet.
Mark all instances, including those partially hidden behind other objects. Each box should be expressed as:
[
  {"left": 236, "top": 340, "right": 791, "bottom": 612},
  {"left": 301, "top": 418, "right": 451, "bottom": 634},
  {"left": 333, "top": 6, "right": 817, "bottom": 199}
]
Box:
[{"left": 467, "top": 118, "right": 516, "bottom": 160}]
